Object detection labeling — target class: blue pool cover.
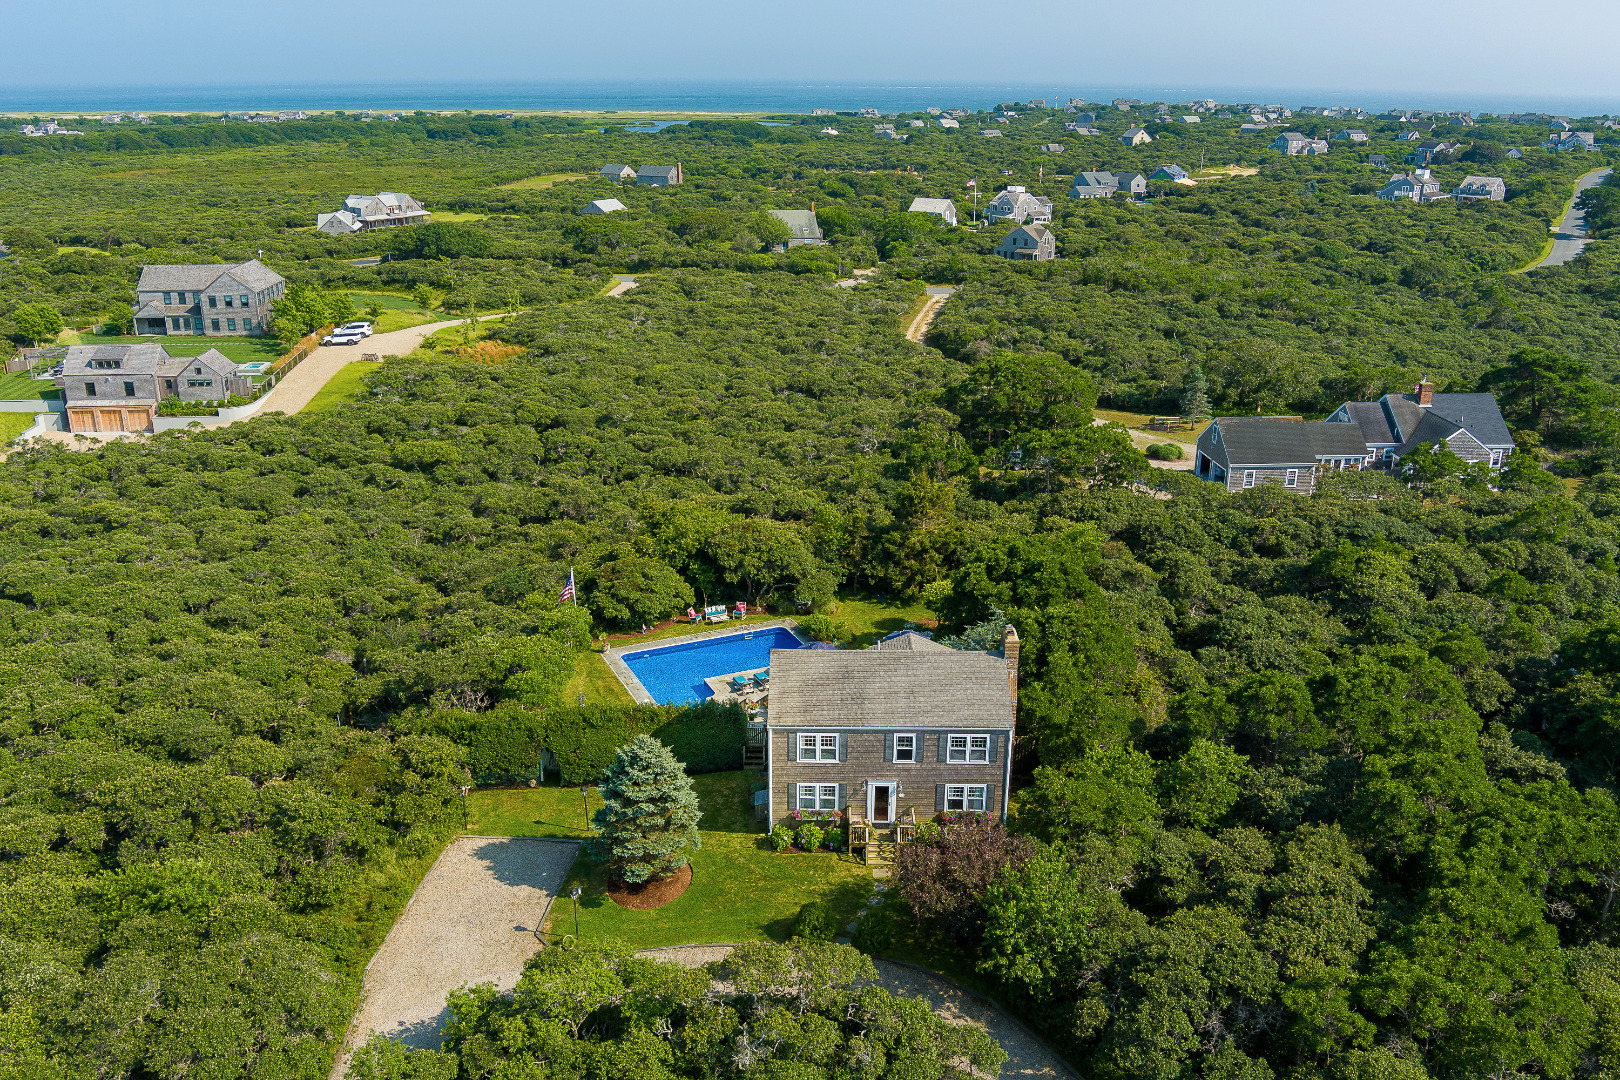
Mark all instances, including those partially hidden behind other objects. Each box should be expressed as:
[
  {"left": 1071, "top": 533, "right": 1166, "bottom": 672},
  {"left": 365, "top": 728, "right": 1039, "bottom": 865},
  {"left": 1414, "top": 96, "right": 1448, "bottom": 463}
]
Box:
[{"left": 622, "top": 627, "right": 805, "bottom": 705}]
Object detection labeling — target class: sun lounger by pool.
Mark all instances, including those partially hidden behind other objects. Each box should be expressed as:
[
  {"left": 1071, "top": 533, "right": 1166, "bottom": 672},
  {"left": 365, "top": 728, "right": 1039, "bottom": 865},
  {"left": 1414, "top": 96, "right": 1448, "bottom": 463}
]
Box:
[{"left": 751, "top": 669, "right": 770, "bottom": 688}]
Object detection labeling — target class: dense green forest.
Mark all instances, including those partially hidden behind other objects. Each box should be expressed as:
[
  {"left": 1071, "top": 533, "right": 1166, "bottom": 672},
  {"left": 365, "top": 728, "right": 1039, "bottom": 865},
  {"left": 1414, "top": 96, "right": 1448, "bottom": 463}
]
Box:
[{"left": 2, "top": 103, "right": 1620, "bottom": 1080}]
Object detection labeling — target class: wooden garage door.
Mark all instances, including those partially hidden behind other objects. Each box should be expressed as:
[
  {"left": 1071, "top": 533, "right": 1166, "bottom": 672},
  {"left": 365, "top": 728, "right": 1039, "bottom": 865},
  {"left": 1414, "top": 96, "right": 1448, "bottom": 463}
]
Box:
[{"left": 98, "top": 410, "right": 124, "bottom": 432}]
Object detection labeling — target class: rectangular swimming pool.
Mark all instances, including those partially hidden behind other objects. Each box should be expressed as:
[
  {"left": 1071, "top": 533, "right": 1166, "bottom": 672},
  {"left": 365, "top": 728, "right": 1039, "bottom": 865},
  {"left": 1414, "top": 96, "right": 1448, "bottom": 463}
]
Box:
[{"left": 621, "top": 627, "right": 805, "bottom": 705}]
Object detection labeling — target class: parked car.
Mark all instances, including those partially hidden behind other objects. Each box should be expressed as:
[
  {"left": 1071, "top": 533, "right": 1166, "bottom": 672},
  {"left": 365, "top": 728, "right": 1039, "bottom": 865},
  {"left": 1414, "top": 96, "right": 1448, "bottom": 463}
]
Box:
[
  {"left": 338, "top": 321, "right": 374, "bottom": 337},
  {"left": 321, "top": 331, "right": 365, "bottom": 346}
]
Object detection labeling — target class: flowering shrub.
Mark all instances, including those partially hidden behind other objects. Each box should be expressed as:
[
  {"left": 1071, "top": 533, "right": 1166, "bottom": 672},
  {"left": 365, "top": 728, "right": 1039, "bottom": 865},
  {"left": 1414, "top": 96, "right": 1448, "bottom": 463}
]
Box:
[
  {"left": 796, "top": 823, "right": 825, "bottom": 852},
  {"left": 786, "top": 809, "right": 845, "bottom": 828},
  {"left": 770, "top": 824, "right": 794, "bottom": 853}
]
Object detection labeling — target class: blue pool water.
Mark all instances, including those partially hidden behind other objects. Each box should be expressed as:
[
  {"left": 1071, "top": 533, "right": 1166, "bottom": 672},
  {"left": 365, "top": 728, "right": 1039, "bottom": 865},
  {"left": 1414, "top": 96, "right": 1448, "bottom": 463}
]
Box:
[{"left": 622, "top": 627, "right": 804, "bottom": 705}]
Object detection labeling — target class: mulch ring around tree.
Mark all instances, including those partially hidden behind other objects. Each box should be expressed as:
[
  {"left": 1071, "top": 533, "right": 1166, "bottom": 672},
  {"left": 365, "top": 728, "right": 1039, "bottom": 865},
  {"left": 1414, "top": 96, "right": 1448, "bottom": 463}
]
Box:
[{"left": 607, "top": 864, "right": 692, "bottom": 910}]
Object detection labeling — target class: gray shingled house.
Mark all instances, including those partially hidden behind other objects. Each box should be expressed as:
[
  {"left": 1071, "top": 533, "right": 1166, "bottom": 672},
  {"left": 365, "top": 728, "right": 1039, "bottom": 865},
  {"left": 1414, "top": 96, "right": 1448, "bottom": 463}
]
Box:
[
  {"left": 764, "top": 629, "right": 1018, "bottom": 833},
  {"left": 907, "top": 197, "right": 959, "bottom": 226},
  {"left": 767, "top": 209, "right": 827, "bottom": 247},
  {"left": 1195, "top": 381, "right": 1513, "bottom": 493},
  {"left": 636, "top": 164, "right": 684, "bottom": 186},
  {"left": 983, "top": 186, "right": 1054, "bottom": 225},
  {"left": 993, "top": 223, "right": 1056, "bottom": 261},
  {"left": 60, "top": 343, "right": 245, "bottom": 434},
  {"left": 131, "top": 260, "right": 285, "bottom": 337},
  {"left": 1070, "top": 171, "right": 1120, "bottom": 198},
  {"left": 599, "top": 164, "right": 637, "bottom": 181},
  {"left": 316, "top": 192, "right": 430, "bottom": 235}
]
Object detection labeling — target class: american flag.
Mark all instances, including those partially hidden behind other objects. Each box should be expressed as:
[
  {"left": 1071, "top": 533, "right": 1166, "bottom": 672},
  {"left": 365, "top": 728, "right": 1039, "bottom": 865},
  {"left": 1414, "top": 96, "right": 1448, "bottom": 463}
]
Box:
[
  {"left": 559, "top": 568, "right": 576, "bottom": 604},
  {"left": 966, "top": 177, "right": 977, "bottom": 188}
]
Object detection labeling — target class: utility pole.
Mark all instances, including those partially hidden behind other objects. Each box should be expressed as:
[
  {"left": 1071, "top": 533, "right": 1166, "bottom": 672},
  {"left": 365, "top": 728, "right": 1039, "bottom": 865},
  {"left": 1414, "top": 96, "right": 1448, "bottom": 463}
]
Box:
[{"left": 570, "top": 885, "right": 582, "bottom": 939}]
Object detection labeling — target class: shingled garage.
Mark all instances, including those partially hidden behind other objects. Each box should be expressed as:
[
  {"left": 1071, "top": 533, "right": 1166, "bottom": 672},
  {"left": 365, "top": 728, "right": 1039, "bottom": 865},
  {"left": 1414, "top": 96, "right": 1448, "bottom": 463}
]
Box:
[
  {"left": 763, "top": 630, "right": 1017, "bottom": 831},
  {"left": 1195, "top": 417, "right": 1369, "bottom": 494}
]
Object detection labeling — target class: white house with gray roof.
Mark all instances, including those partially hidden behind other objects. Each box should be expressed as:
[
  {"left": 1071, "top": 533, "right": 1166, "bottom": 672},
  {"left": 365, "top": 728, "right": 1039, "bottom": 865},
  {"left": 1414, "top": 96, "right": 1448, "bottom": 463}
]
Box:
[
  {"left": 907, "top": 197, "right": 958, "bottom": 226},
  {"left": 131, "top": 260, "right": 285, "bottom": 337},
  {"left": 1455, "top": 176, "right": 1506, "bottom": 201}
]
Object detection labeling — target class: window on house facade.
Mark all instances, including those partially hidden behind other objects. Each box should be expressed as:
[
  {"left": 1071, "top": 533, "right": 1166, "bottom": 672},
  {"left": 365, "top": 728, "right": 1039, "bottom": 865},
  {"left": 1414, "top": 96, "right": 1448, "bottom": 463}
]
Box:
[
  {"left": 170, "top": 318, "right": 181, "bottom": 330},
  {"left": 798, "top": 783, "right": 838, "bottom": 811},
  {"left": 223, "top": 296, "right": 233, "bottom": 308},
  {"left": 84, "top": 382, "right": 96, "bottom": 397},
  {"left": 1490, "top": 450, "right": 1502, "bottom": 467},
  {"left": 1285, "top": 469, "right": 1298, "bottom": 487},
  {"left": 945, "top": 785, "right": 988, "bottom": 812},
  {"left": 947, "top": 734, "right": 990, "bottom": 763},
  {"left": 162, "top": 292, "right": 172, "bottom": 304},
  {"left": 240, "top": 295, "right": 249, "bottom": 306},
  {"left": 187, "top": 379, "right": 213, "bottom": 388},
  {"left": 1243, "top": 470, "right": 1256, "bottom": 488},
  {"left": 798, "top": 733, "right": 838, "bottom": 761},
  {"left": 122, "top": 381, "right": 135, "bottom": 397},
  {"left": 227, "top": 319, "right": 236, "bottom": 330},
  {"left": 207, "top": 296, "right": 217, "bottom": 308},
  {"left": 894, "top": 733, "right": 917, "bottom": 762}
]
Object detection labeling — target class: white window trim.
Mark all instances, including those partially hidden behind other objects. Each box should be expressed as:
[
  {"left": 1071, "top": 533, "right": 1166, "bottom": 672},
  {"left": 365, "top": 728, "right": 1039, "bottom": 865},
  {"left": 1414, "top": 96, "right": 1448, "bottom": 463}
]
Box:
[
  {"left": 797, "top": 732, "right": 839, "bottom": 763},
  {"left": 947, "top": 733, "right": 990, "bottom": 764},
  {"left": 893, "top": 732, "right": 918, "bottom": 763},
  {"left": 1285, "top": 469, "right": 1298, "bottom": 488},
  {"left": 1242, "top": 470, "right": 1256, "bottom": 488},
  {"left": 797, "top": 783, "right": 839, "bottom": 811},
  {"left": 945, "top": 784, "right": 989, "bottom": 812}
]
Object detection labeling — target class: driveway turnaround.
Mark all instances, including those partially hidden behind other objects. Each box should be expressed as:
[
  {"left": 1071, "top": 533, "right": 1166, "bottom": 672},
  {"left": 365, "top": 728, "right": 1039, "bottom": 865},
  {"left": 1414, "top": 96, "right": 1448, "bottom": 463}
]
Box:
[
  {"left": 330, "top": 836, "right": 578, "bottom": 1078},
  {"left": 1533, "top": 167, "right": 1612, "bottom": 269}
]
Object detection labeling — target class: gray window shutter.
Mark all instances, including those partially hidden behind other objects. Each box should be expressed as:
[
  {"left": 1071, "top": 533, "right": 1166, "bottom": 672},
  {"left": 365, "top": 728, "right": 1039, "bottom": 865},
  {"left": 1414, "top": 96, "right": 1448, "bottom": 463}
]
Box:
[
  {"left": 937, "top": 734, "right": 947, "bottom": 762},
  {"left": 884, "top": 732, "right": 893, "bottom": 762},
  {"left": 983, "top": 784, "right": 996, "bottom": 815},
  {"left": 837, "top": 782, "right": 846, "bottom": 809},
  {"left": 935, "top": 784, "right": 946, "bottom": 811},
  {"left": 787, "top": 731, "right": 798, "bottom": 760},
  {"left": 838, "top": 733, "right": 847, "bottom": 762},
  {"left": 988, "top": 733, "right": 1000, "bottom": 763}
]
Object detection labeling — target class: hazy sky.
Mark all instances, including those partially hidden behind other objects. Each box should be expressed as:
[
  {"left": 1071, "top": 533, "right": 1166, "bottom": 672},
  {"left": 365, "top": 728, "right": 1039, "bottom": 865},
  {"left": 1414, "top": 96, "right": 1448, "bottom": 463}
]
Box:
[{"left": 4, "top": 0, "right": 1618, "bottom": 106}]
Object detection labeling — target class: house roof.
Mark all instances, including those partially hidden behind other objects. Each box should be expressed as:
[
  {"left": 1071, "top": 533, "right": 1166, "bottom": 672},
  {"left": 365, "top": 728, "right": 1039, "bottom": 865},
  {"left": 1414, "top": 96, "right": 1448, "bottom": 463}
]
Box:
[
  {"left": 1338, "top": 401, "right": 1399, "bottom": 444},
  {"left": 637, "top": 165, "right": 679, "bottom": 178},
  {"left": 133, "top": 301, "right": 168, "bottom": 319},
  {"left": 63, "top": 344, "right": 236, "bottom": 378},
  {"left": 584, "top": 198, "right": 627, "bottom": 213},
  {"left": 1006, "top": 223, "right": 1051, "bottom": 242},
  {"left": 766, "top": 648, "right": 1013, "bottom": 729},
  {"left": 874, "top": 630, "right": 951, "bottom": 653},
  {"left": 1402, "top": 392, "right": 1513, "bottom": 450},
  {"left": 908, "top": 197, "right": 956, "bottom": 215},
  {"left": 136, "top": 259, "right": 284, "bottom": 293},
  {"left": 599, "top": 164, "right": 633, "bottom": 175},
  {"left": 1073, "top": 171, "right": 1118, "bottom": 188},
  {"left": 769, "top": 209, "right": 823, "bottom": 240},
  {"left": 1210, "top": 417, "right": 1366, "bottom": 466},
  {"left": 1458, "top": 175, "right": 1505, "bottom": 190}
]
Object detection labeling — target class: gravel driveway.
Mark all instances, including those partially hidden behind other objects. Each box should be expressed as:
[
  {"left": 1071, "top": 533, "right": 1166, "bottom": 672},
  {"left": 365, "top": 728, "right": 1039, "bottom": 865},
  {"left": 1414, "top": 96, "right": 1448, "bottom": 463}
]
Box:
[
  {"left": 640, "top": 946, "right": 1078, "bottom": 1080},
  {"left": 330, "top": 837, "right": 578, "bottom": 1078}
]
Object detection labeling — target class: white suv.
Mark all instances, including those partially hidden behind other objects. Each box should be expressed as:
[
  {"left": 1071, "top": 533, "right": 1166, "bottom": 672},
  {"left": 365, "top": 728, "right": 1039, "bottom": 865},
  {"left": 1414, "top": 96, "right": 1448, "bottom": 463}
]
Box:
[
  {"left": 338, "top": 321, "right": 374, "bottom": 337},
  {"left": 321, "top": 330, "right": 365, "bottom": 346}
]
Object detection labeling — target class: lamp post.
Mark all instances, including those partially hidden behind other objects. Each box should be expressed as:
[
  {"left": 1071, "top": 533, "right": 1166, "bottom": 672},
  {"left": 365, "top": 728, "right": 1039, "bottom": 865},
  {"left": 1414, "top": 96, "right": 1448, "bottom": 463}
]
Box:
[
  {"left": 579, "top": 784, "right": 590, "bottom": 831},
  {"left": 460, "top": 785, "right": 469, "bottom": 831},
  {"left": 570, "top": 885, "right": 582, "bottom": 939}
]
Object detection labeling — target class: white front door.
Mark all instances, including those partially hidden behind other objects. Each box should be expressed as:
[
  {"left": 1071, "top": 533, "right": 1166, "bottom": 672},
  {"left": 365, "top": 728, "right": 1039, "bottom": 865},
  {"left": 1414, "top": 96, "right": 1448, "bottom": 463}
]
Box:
[{"left": 869, "top": 782, "right": 895, "bottom": 824}]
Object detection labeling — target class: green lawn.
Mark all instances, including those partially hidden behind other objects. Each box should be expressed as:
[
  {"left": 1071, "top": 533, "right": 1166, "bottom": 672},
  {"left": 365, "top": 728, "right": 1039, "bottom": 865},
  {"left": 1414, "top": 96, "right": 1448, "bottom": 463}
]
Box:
[
  {"left": 303, "top": 361, "right": 374, "bottom": 414},
  {"left": 563, "top": 651, "right": 635, "bottom": 705},
  {"left": 498, "top": 172, "right": 588, "bottom": 190},
  {"left": 346, "top": 293, "right": 441, "bottom": 333},
  {"left": 824, "top": 595, "right": 938, "bottom": 648},
  {"left": 0, "top": 373, "right": 57, "bottom": 402},
  {"left": 0, "top": 413, "right": 36, "bottom": 441},
  {"left": 474, "top": 772, "right": 871, "bottom": 949}
]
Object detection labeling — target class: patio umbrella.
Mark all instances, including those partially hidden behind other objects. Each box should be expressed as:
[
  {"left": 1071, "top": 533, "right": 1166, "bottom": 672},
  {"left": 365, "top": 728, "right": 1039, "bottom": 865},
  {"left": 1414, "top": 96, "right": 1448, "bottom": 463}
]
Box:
[{"left": 808, "top": 641, "right": 837, "bottom": 650}]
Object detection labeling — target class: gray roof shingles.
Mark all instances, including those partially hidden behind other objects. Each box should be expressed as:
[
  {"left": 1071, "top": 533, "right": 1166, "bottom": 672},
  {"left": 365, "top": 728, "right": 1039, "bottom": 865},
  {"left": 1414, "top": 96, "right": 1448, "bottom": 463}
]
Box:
[
  {"left": 766, "top": 649, "right": 1012, "bottom": 729},
  {"left": 137, "top": 259, "right": 283, "bottom": 293}
]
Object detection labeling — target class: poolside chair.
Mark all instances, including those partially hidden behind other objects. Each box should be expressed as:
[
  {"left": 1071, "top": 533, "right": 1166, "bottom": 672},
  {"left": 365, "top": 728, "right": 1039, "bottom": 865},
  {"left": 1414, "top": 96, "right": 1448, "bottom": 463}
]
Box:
[
  {"left": 728, "top": 675, "right": 750, "bottom": 694},
  {"left": 751, "top": 669, "right": 770, "bottom": 689}
]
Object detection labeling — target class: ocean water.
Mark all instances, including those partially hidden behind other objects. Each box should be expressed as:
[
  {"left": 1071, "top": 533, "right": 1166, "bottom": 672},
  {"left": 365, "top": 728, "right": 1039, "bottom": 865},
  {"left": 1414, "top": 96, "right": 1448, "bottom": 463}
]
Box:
[
  {"left": 1, "top": 80, "right": 1613, "bottom": 118},
  {"left": 622, "top": 627, "right": 804, "bottom": 706}
]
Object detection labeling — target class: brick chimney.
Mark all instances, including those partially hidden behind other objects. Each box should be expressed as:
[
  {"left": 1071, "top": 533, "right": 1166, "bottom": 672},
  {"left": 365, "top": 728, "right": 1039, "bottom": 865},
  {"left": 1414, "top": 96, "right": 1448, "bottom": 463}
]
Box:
[
  {"left": 1001, "top": 625, "right": 1020, "bottom": 703},
  {"left": 1415, "top": 379, "right": 1434, "bottom": 406}
]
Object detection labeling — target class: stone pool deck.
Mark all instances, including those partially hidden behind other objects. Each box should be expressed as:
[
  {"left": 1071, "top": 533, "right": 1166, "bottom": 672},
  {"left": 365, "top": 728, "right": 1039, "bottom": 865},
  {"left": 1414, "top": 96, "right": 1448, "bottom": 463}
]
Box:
[{"left": 603, "top": 618, "right": 807, "bottom": 704}]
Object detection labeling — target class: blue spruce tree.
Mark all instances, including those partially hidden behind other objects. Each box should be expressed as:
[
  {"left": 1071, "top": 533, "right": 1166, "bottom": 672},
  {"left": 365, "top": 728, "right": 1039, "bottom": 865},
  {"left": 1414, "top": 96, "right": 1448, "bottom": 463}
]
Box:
[{"left": 589, "top": 735, "right": 703, "bottom": 884}]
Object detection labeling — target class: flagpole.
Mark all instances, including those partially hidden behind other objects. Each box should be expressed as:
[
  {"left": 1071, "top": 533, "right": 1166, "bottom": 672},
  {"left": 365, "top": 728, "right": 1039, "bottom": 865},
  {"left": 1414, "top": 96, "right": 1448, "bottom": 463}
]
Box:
[{"left": 570, "top": 566, "right": 576, "bottom": 606}]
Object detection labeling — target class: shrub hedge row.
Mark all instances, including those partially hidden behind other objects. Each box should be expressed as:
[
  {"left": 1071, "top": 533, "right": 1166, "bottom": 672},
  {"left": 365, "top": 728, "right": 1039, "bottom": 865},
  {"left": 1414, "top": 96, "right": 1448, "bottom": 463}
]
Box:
[{"left": 398, "top": 699, "right": 747, "bottom": 783}]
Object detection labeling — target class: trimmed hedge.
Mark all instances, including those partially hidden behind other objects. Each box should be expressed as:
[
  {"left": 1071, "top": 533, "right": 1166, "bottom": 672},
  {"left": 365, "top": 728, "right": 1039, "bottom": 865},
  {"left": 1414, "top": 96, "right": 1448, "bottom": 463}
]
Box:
[{"left": 399, "top": 699, "right": 747, "bottom": 784}]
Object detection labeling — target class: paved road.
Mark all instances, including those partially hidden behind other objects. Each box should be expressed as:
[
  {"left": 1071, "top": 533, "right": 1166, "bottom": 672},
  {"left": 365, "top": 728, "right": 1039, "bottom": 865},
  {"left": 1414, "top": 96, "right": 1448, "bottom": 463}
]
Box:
[
  {"left": 604, "top": 275, "right": 639, "bottom": 297},
  {"left": 1534, "top": 167, "right": 1612, "bottom": 269}
]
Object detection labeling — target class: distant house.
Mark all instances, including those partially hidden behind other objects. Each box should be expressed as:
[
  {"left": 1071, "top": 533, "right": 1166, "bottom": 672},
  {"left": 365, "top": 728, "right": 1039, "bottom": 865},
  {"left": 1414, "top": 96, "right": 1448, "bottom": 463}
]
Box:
[
  {"left": 1180, "top": 115, "right": 1201, "bottom": 123},
  {"left": 1239, "top": 123, "right": 1274, "bottom": 133},
  {"left": 1064, "top": 123, "right": 1100, "bottom": 135},
  {"left": 937, "top": 118, "right": 960, "bottom": 129},
  {"left": 1121, "top": 126, "right": 1152, "bottom": 145},
  {"left": 993, "top": 223, "right": 1056, "bottom": 261},
  {"left": 1405, "top": 141, "right": 1458, "bottom": 165},
  {"left": 1072, "top": 112, "right": 1098, "bottom": 123},
  {"left": 131, "top": 260, "right": 285, "bottom": 337},
  {"left": 1193, "top": 382, "right": 1513, "bottom": 493},
  {"left": 1333, "top": 129, "right": 1370, "bottom": 141},
  {"left": 636, "top": 164, "right": 683, "bottom": 186},
  {"left": 1070, "top": 171, "right": 1120, "bottom": 199},
  {"left": 582, "top": 198, "right": 627, "bottom": 215},
  {"left": 909, "top": 119, "right": 926, "bottom": 128},
  {"left": 1151, "top": 164, "right": 1190, "bottom": 181},
  {"left": 820, "top": 127, "right": 840, "bottom": 135},
  {"left": 768, "top": 209, "right": 826, "bottom": 247},
  {"left": 1507, "top": 148, "right": 1525, "bottom": 159},
  {"left": 1454, "top": 175, "right": 1507, "bottom": 201},
  {"left": 984, "top": 186, "right": 1053, "bottom": 225},
  {"left": 812, "top": 107, "right": 836, "bottom": 116},
  {"left": 599, "top": 164, "right": 637, "bottom": 181},
  {"left": 1396, "top": 130, "right": 1424, "bottom": 141},
  {"left": 1367, "top": 154, "right": 1390, "bottom": 169},
  {"left": 1271, "top": 131, "right": 1329, "bottom": 155},
  {"left": 1113, "top": 172, "right": 1149, "bottom": 195},
  {"left": 907, "top": 197, "right": 959, "bottom": 226},
  {"left": 979, "top": 129, "right": 1004, "bottom": 138},
  {"left": 1544, "top": 131, "right": 1596, "bottom": 151},
  {"left": 1548, "top": 118, "right": 1573, "bottom": 131},
  {"left": 876, "top": 130, "right": 908, "bottom": 141},
  {"left": 1376, "top": 169, "right": 1447, "bottom": 203},
  {"left": 277, "top": 111, "right": 308, "bottom": 121},
  {"left": 1041, "top": 143, "right": 1064, "bottom": 153},
  {"left": 316, "top": 192, "right": 430, "bottom": 234},
  {"left": 61, "top": 343, "right": 249, "bottom": 434}
]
